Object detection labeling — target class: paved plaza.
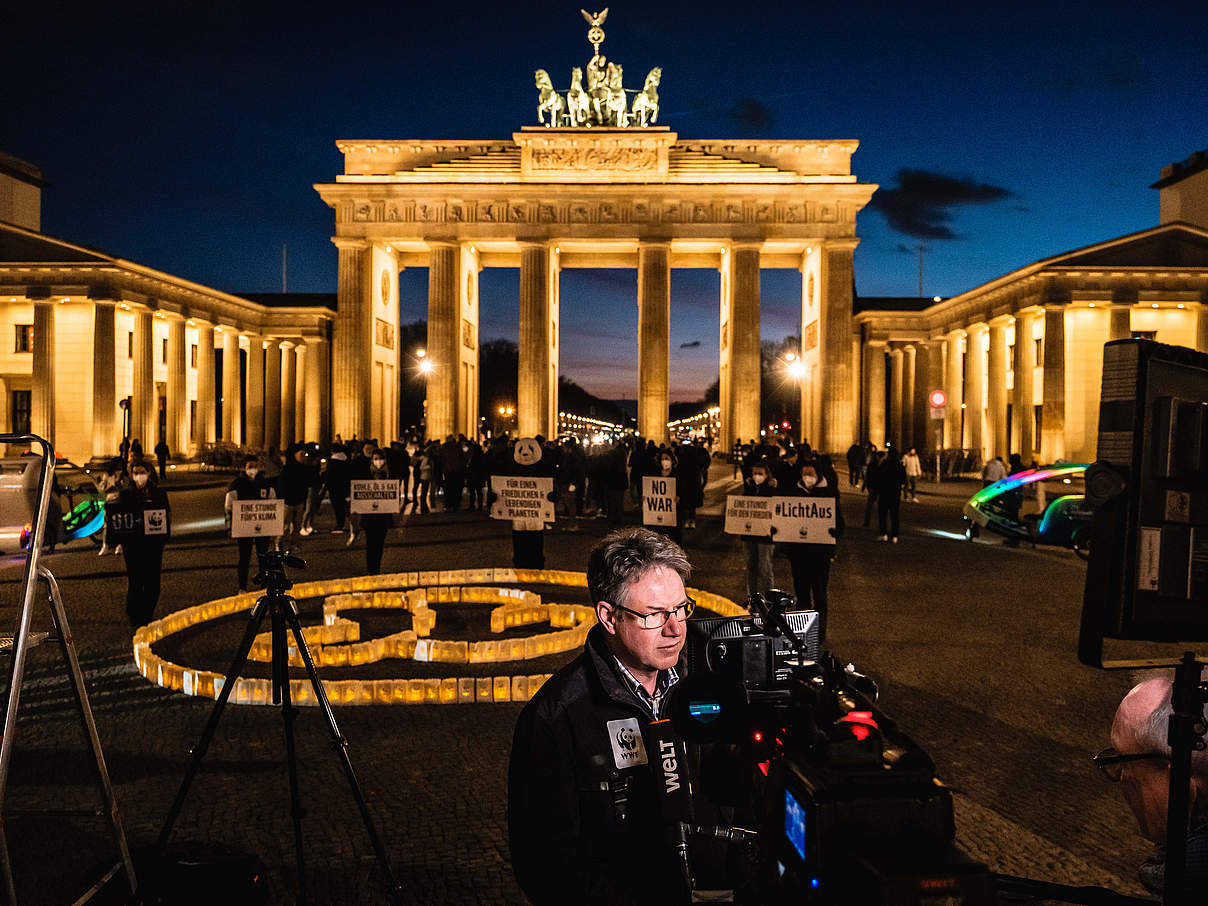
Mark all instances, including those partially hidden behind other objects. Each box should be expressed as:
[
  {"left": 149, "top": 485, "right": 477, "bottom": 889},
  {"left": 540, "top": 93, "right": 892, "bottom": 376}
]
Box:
[{"left": 0, "top": 465, "right": 1156, "bottom": 903}]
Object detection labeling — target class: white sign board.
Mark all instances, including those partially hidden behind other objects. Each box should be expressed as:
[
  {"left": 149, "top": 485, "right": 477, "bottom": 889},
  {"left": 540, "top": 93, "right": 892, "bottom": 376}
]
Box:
[
  {"left": 231, "top": 499, "right": 285, "bottom": 538},
  {"left": 771, "top": 496, "right": 837, "bottom": 545},
  {"left": 724, "top": 495, "right": 775, "bottom": 537},
  {"left": 350, "top": 479, "right": 401, "bottom": 514},
  {"left": 642, "top": 476, "right": 677, "bottom": 527},
  {"left": 490, "top": 476, "right": 555, "bottom": 525},
  {"left": 143, "top": 507, "right": 169, "bottom": 536}
]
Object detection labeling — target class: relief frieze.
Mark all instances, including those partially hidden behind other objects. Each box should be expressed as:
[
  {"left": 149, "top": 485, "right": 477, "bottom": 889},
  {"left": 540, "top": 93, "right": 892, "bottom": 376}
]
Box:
[{"left": 529, "top": 147, "right": 658, "bottom": 171}]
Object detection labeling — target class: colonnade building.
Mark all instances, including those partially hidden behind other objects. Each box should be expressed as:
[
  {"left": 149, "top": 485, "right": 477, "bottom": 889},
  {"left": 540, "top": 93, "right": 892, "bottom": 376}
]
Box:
[
  {"left": 0, "top": 154, "right": 334, "bottom": 465},
  {"left": 854, "top": 151, "right": 1208, "bottom": 464},
  {"left": 314, "top": 128, "right": 877, "bottom": 452}
]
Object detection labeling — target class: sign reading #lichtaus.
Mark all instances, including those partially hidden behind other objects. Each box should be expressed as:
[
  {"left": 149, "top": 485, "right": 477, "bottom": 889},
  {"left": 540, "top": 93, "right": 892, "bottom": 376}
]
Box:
[
  {"left": 350, "top": 479, "right": 402, "bottom": 514},
  {"left": 771, "top": 496, "right": 837, "bottom": 545},
  {"left": 642, "top": 476, "right": 676, "bottom": 527},
  {"left": 490, "top": 476, "right": 555, "bottom": 524},
  {"left": 724, "top": 495, "right": 775, "bottom": 537},
  {"left": 231, "top": 499, "right": 285, "bottom": 538}
]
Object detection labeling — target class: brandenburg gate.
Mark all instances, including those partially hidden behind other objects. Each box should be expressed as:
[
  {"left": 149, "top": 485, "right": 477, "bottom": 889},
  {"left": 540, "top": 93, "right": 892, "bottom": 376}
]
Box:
[{"left": 315, "top": 13, "right": 875, "bottom": 451}]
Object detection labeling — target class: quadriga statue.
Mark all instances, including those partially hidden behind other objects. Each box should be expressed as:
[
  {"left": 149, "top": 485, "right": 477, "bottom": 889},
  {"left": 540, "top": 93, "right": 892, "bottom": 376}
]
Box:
[
  {"left": 631, "top": 67, "right": 661, "bottom": 127},
  {"left": 535, "top": 69, "right": 566, "bottom": 127}
]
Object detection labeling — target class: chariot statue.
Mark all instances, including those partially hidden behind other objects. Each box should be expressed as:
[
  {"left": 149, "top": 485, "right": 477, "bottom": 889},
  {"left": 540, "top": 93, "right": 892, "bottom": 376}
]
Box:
[{"left": 533, "top": 10, "right": 661, "bottom": 129}]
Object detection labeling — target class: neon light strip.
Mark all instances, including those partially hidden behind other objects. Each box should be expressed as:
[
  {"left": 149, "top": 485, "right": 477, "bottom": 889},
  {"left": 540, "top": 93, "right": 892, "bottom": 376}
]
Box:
[{"left": 968, "top": 464, "right": 1088, "bottom": 506}]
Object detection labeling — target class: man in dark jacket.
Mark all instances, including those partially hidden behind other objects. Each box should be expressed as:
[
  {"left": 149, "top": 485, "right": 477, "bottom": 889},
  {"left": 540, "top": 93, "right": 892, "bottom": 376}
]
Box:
[{"left": 509, "top": 528, "right": 702, "bottom": 905}]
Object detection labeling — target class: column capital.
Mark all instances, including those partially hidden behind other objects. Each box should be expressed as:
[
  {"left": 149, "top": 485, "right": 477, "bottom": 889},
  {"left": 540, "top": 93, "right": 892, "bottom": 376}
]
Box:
[
  {"left": 516, "top": 239, "right": 552, "bottom": 252},
  {"left": 637, "top": 238, "right": 672, "bottom": 250},
  {"left": 989, "top": 313, "right": 1013, "bottom": 327},
  {"left": 823, "top": 238, "right": 861, "bottom": 253},
  {"left": 728, "top": 239, "right": 762, "bottom": 253},
  {"left": 966, "top": 321, "right": 989, "bottom": 334},
  {"left": 866, "top": 338, "right": 888, "bottom": 348},
  {"left": 331, "top": 237, "right": 370, "bottom": 251}
]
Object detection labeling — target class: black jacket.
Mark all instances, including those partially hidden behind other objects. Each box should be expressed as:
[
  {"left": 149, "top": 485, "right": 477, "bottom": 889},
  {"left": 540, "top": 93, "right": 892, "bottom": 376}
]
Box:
[{"left": 509, "top": 625, "right": 695, "bottom": 905}]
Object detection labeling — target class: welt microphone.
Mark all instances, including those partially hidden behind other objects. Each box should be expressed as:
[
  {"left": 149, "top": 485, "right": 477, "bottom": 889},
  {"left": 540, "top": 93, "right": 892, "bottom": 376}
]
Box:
[{"left": 646, "top": 718, "right": 694, "bottom": 893}]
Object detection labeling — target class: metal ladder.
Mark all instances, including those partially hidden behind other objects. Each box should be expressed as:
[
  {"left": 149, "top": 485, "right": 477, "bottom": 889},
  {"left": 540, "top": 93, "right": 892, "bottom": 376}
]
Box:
[{"left": 0, "top": 435, "right": 137, "bottom": 903}]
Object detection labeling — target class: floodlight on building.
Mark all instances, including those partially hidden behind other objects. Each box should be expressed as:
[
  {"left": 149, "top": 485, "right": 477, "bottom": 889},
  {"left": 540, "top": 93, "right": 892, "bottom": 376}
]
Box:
[
  {"left": 933, "top": 296, "right": 942, "bottom": 303},
  {"left": 1088, "top": 303, "right": 1095, "bottom": 308},
  {"left": 416, "top": 348, "right": 426, "bottom": 358},
  {"left": 1178, "top": 303, "right": 1186, "bottom": 309},
  {"left": 1152, "top": 303, "right": 1159, "bottom": 309},
  {"left": 419, "top": 358, "right": 435, "bottom": 375},
  {"left": 787, "top": 360, "right": 806, "bottom": 379}
]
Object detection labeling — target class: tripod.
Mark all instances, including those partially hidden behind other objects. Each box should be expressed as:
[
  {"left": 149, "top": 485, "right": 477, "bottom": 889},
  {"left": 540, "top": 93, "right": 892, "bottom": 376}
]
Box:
[{"left": 155, "top": 552, "right": 403, "bottom": 905}]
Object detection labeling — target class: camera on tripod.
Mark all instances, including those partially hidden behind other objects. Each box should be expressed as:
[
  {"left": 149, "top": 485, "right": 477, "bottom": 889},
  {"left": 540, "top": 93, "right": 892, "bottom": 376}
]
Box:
[
  {"left": 252, "top": 550, "right": 306, "bottom": 593},
  {"left": 667, "top": 592, "right": 994, "bottom": 904}
]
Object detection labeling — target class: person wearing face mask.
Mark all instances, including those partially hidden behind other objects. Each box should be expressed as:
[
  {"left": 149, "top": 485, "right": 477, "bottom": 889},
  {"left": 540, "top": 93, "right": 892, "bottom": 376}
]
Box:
[
  {"left": 741, "top": 458, "right": 777, "bottom": 596},
  {"left": 361, "top": 448, "right": 395, "bottom": 575},
  {"left": 115, "top": 458, "right": 171, "bottom": 628},
  {"left": 779, "top": 456, "right": 843, "bottom": 643},
  {"left": 648, "top": 447, "right": 683, "bottom": 545},
  {"left": 225, "top": 455, "right": 278, "bottom": 592}
]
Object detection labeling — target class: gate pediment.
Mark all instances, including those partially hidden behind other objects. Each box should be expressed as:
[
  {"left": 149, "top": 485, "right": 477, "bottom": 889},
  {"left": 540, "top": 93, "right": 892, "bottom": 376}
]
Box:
[{"left": 514, "top": 127, "right": 675, "bottom": 180}]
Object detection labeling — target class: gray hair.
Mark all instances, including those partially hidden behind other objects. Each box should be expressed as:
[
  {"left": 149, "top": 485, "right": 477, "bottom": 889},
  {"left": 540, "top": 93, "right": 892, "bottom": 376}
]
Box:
[{"left": 587, "top": 527, "right": 691, "bottom": 609}]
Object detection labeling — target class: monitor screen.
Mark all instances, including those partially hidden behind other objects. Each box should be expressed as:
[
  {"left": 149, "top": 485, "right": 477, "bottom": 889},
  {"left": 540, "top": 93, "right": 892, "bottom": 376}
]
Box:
[{"left": 785, "top": 788, "right": 807, "bottom": 861}]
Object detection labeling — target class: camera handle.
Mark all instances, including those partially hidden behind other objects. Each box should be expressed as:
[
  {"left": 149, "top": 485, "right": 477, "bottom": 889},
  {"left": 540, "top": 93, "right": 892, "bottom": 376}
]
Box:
[
  {"left": 1163, "top": 651, "right": 1207, "bottom": 906},
  {"left": 748, "top": 592, "right": 811, "bottom": 662}
]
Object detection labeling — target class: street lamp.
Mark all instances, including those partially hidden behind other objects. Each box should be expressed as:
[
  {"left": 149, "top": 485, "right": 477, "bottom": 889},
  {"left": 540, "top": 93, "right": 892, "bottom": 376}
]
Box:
[{"left": 778, "top": 350, "right": 806, "bottom": 441}]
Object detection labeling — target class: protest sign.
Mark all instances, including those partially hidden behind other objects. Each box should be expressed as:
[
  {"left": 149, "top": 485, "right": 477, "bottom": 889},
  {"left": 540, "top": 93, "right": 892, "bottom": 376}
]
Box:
[
  {"left": 106, "top": 504, "right": 171, "bottom": 539},
  {"left": 490, "top": 476, "right": 554, "bottom": 524},
  {"left": 642, "top": 476, "right": 676, "bottom": 527},
  {"left": 231, "top": 499, "right": 285, "bottom": 538},
  {"left": 771, "top": 496, "right": 837, "bottom": 545},
  {"left": 723, "top": 495, "right": 775, "bottom": 536},
  {"left": 350, "top": 479, "right": 401, "bottom": 514}
]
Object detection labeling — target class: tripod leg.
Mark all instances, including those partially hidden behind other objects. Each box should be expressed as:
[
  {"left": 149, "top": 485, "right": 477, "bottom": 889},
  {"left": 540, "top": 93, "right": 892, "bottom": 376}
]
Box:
[
  {"left": 157, "top": 597, "right": 268, "bottom": 851},
  {"left": 40, "top": 568, "right": 138, "bottom": 897},
  {"left": 271, "top": 607, "right": 308, "bottom": 905},
  {"left": 281, "top": 601, "right": 404, "bottom": 905}
]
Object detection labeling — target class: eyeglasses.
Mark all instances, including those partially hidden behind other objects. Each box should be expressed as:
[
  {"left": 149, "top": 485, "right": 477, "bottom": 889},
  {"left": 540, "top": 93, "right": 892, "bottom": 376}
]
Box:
[
  {"left": 1092, "top": 747, "right": 1168, "bottom": 782},
  {"left": 608, "top": 596, "right": 696, "bottom": 630}
]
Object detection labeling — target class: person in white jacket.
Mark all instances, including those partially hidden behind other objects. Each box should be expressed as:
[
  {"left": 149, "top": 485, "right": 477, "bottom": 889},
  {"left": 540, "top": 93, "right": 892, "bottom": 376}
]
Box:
[{"left": 903, "top": 447, "right": 922, "bottom": 501}]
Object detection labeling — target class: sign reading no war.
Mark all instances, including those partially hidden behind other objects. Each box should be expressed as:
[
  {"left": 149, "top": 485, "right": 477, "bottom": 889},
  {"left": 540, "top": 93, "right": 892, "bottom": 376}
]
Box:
[
  {"left": 642, "top": 476, "right": 676, "bottom": 527},
  {"left": 231, "top": 499, "right": 284, "bottom": 538},
  {"left": 350, "top": 479, "right": 402, "bottom": 514}
]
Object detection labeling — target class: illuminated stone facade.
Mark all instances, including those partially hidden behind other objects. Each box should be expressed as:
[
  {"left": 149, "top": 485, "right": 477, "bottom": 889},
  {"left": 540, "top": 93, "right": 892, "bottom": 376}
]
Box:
[
  {"left": 315, "top": 128, "right": 877, "bottom": 449},
  {"left": 855, "top": 222, "right": 1208, "bottom": 464},
  {"left": 0, "top": 159, "right": 333, "bottom": 463}
]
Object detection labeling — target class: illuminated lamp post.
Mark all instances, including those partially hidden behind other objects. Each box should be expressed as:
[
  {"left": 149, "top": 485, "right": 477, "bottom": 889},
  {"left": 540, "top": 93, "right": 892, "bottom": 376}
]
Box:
[
  {"left": 780, "top": 351, "right": 806, "bottom": 443},
  {"left": 415, "top": 349, "right": 433, "bottom": 436}
]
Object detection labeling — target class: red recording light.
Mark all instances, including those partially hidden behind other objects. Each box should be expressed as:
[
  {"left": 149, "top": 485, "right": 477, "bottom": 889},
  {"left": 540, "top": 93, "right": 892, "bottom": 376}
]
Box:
[
  {"left": 782, "top": 421, "right": 789, "bottom": 428},
  {"left": 753, "top": 731, "right": 763, "bottom": 742},
  {"left": 757, "top": 760, "right": 770, "bottom": 776}
]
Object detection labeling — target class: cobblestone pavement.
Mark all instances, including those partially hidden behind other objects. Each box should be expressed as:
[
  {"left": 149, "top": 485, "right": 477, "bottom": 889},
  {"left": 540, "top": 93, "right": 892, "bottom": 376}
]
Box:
[{"left": 0, "top": 467, "right": 1158, "bottom": 903}]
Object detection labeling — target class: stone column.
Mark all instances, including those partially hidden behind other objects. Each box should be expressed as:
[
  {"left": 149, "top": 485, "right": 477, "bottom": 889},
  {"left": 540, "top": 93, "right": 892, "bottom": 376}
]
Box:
[
  {"left": 729, "top": 243, "right": 762, "bottom": 446},
  {"left": 167, "top": 316, "right": 188, "bottom": 455},
  {"left": 133, "top": 310, "right": 155, "bottom": 448},
  {"left": 91, "top": 301, "right": 116, "bottom": 457},
  {"left": 944, "top": 331, "right": 964, "bottom": 448},
  {"left": 1196, "top": 306, "right": 1208, "bottom": 353},
  {"left": 196, "top": 322, "right": 216, "bottom": 444},
  {"left": 332, "top": 239, "right": 372, "bottom": 439},
  {"left": 987, "top": 318, "right": 1009, "bottom": 461},
  {"left": 889, "top": 346, "right": 904, "bottom": 447},
  {"left": 1012, "top": 312, "right": 1036, "bottom": 460},
  {"left": 864, "top": 341, "right": 886, "bottom": 447},
  {"left": 245, "top": 334, "right": 265, "bottom": 449},
  {"left": 264, "top": 339, "right": 282, "bottom": 450},
  {"left": 902, "top": 344, "right": 916, "bottom": 450},
  {"left": 1041, "top": 306, "right": 1066, "bottom": 462},
  {"left": 518, "top": 242, "right": 556, "bottom": 438},
  {"left": 281, "top": 342, "right": 297, "bottom": 446},
  {"left": 220, "top": 329, "right": 239, "bottom": 443},
  {"left": 966, "top": 324, "right": 987, "bottom": 460},
  {"left": 294, "top": 345, "right": 307, "bottom": 442},
  {"left": 718, "top": 251, "right": 733, "bottom": 449},
  {"left": 304, "top": 336, "right": 328, "bottom": 444},
  {"left": 32, "top": 300, "right": 55, "bottom": 442},
  {"left": 427, "top": 241, "right": 460, "bottom": 438},
  {"left": 911, "top": 342, "right": 933, "bottom": 454},
  {"left": 819, "top": 240, "right": 858, "bottom": 453},
  {"left": 637, "top": 242, "right": 671, "bottom": 442}
]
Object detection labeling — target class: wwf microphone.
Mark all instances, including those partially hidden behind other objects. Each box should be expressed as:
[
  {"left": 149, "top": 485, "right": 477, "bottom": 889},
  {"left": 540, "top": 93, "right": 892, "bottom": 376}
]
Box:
[{"left": 645, "top": 718, "right": 694, "bottom": 893}]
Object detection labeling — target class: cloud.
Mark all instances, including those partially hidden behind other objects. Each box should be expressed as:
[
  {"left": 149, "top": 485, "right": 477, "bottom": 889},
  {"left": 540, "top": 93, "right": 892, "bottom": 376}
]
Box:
[
  {"left": 868, "top": 169, "right": 1016, "bottom": 241},
  {"left": 679, "top": 340, "right": 701, "bottom": 349},
  {"left": 730, "top": 97, "right": 774, "bottom": 132}
]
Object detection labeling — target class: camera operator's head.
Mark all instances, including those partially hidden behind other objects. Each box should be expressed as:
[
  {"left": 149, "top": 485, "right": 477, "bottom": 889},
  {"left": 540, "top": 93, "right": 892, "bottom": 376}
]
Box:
[
  {"left": 1107, "top": 677, "right": 1208, "bottom": 843},
  {"left": 588, "top": 528, "right": 693, "bottom": 687}
]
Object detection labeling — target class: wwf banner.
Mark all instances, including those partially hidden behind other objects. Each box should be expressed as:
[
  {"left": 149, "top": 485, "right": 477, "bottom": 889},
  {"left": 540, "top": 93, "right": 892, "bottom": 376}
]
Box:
[
  {"left": 490, "top": 476, "right": 555, "bottom": 525},
  {"left": 770, "top": 496, "right": 837, "bottom": 545},
  {"left": 724, "top": 495, "right": 775, "bottom": 537},
  {"left": 105, "top": 504, "right": 170, "bottom": 539},
  {"left": 350, "top": 479, "right": 402, "bottom": 514},
  {"left": 231, "top": 499, "right": 285, "bottom": 538},
  {"left": 642, "top": 476, "right": 676, "bottom": 527}
]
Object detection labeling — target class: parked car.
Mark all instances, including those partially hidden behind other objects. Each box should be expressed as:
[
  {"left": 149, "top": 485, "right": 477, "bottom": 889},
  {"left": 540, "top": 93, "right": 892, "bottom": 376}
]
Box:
[
  {"left": 0, "top": 456, "right": 105, "bottom": 554},
  {"left": 962, "top": 463, "right": 1093, "bottom": 558}
]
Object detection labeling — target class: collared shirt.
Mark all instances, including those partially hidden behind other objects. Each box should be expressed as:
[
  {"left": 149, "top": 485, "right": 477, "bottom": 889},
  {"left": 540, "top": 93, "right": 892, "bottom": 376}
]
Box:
[{"left": 612, "top": 656, "right": 678, "bottom": 720}]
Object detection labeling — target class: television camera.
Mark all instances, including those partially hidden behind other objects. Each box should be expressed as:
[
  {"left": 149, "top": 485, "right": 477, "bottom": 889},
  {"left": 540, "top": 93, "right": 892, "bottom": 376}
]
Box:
[{"left": 667, "top": 591, "right": 994, "bottom": 905}]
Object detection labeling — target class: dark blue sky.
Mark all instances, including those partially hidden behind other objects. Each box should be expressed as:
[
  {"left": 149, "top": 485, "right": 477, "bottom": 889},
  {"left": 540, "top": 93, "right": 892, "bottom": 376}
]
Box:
[{"left": 6, "top": 0, "right": 1206, "bottom": 399}]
